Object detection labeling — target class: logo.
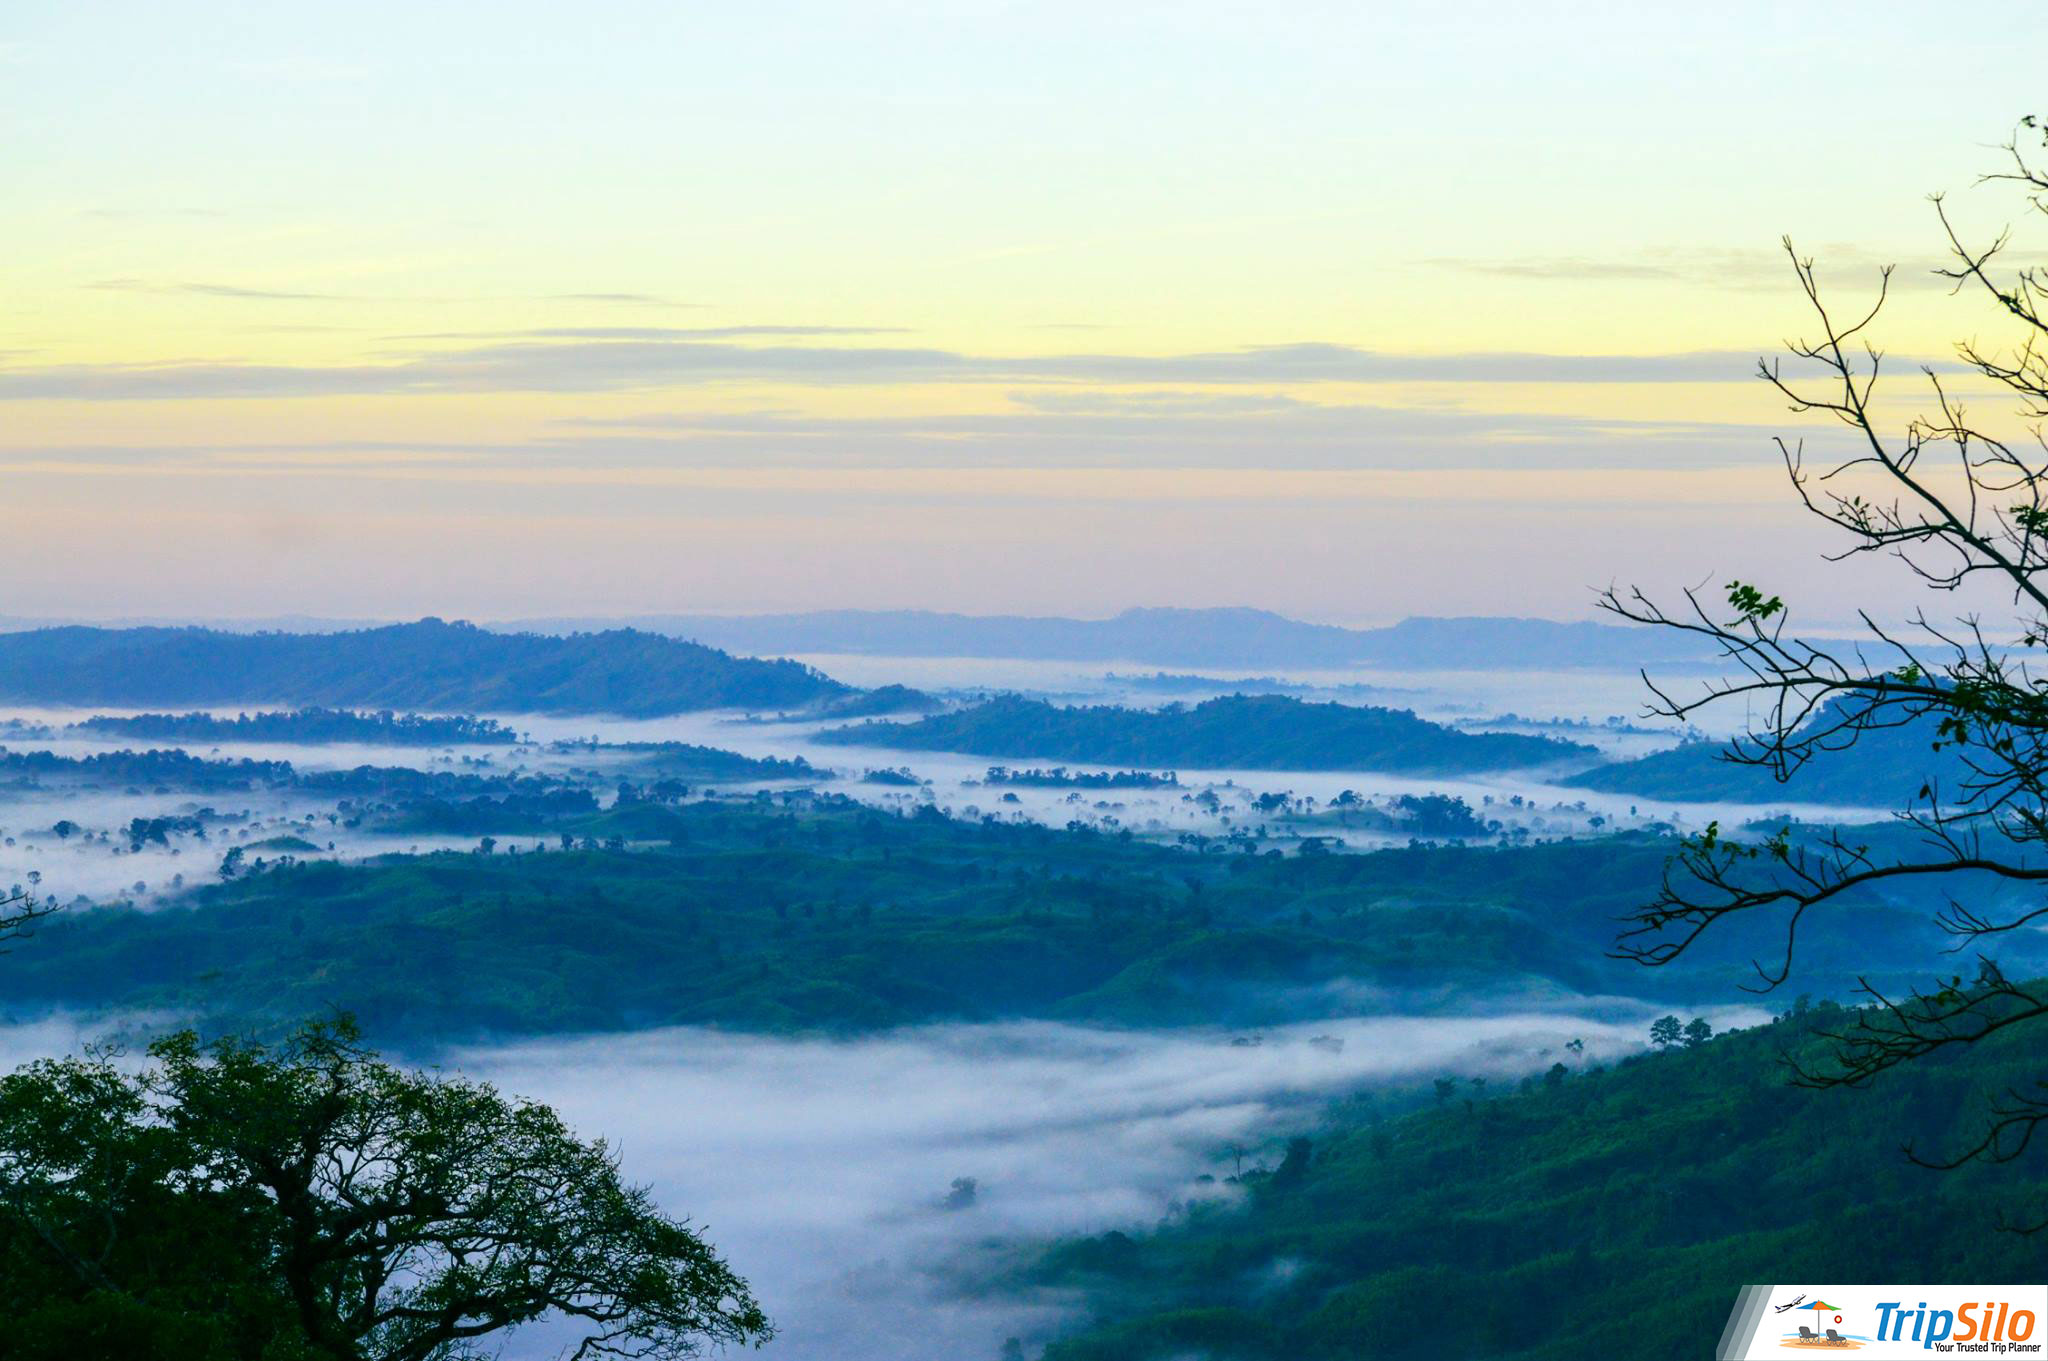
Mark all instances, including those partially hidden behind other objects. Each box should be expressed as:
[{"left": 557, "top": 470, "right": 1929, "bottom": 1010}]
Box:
[
  {"left": 1775, "top": 1296, "right": 1863, "bottom": 1350},
  {"left": 1719, "top": 1285, "right": 2048, "bottom": 1359}
]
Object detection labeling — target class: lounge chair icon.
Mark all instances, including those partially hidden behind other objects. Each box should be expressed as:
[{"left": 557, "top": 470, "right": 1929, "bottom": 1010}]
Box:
[
  {"left": 1795, "top": 1326, "right": 1820, "bottom": 1342},
  {"left": 1825, "top": 1329, "right": 1848, "bottom": 1346}
]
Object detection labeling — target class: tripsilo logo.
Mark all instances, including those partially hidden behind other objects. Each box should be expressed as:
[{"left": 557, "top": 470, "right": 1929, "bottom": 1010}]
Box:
[{"left": 1719, "top": 1287, "right": 2047, "bottom": 1359}]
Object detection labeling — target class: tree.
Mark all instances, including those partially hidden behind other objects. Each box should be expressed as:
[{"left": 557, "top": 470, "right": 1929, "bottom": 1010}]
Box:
[
  {"left": 1649, "top": 1015, "right": 1683, "bottom": 1049},
  {"left": 1271, "top": 1136, "right": 1313, "bottom": 1188},
  {"left": 0, "top": 1018, "right": 769, "bottom": 1360},
  {"left": 1682, "top": 1017, "right": 1713, "bottom": 1049},
  {"left": 1601, "top": 118, "right": 2048, "bottom": 1196}
]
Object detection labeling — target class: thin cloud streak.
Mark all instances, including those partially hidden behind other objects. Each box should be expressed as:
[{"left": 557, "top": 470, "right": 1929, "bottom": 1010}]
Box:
[
  {"left": 383, "top": 325, "right": 914, "bottom": 343},
  {"left": 0, "top": 339, "right": 1776, "bottom": 401},
  {"left": 0, "top": 388, "right": 1795, "bottom": 473},
  {"left": 1423, "top": 246, "right": 2048, "bottom": 292},
  {"left": 86, "top": 278, "right": 344, "bottom": 301}
]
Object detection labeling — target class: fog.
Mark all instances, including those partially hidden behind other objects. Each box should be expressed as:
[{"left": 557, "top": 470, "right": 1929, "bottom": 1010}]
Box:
[
  {"left": 0, "top": 657, "right": 1899, "bottom": 909},
  {"left": 443, "top": 1006, "right": 1763, "bottom": 1360},
  {"left": 0, "top": 661, "right": 1803, "bottom": 1358}
]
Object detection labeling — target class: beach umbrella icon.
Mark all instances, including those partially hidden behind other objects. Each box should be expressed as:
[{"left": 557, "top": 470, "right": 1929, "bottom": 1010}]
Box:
[{"left": 1798, "top": 1301, "right": 1844, "bottom": 1327}]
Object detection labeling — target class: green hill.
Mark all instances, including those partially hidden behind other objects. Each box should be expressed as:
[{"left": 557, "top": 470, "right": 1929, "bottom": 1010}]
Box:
[
  {"left": 0, "top": 619, "right": 846, "bottom": 716},
  {"left": 4, "top": 807, "right": 2023, "bottom": 1042},
  {"left": 820, "top": 694, "right": 1595, "bottom": 774},
  {"left": 73, "top": 708, "right": 522, "bottom": 746},
  {"left": 1032, "top": 1003, "right": 2048, "bottom": 1360},
  {"left": 1568, "top": 709, "right": 1964, "bottom": 807}
]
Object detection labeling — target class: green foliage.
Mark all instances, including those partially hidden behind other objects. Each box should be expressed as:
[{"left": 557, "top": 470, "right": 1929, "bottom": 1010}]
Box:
[
  {"left": 1724, "top": 580, "right": 1785, "bottom": 625},
  {"left": 1033, "top": 1013, "right": 2048, "bottom": 1361},
  {"left": 0, "top": 1018, "right": 767, "bottom": 1361},
  {"left": 4, "top": 806, "right": 2007, "bottom": 1041},
  {"left": 822, "top": 694, "right": 1594, "bottom": 775},
  {"left": 0, "top": 747, "right": 294, "bottom": 791},
  {"left": 73, "top": 709, "right": 523, "bottom": 746}
]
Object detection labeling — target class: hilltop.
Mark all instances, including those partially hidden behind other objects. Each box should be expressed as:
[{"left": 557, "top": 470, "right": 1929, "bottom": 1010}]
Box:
[
  {"left": 0, "top": 619, "right": 847, "bottom": 716},
  {"left": 819, "top": 694, "right": 1596, "bottom": 774}
]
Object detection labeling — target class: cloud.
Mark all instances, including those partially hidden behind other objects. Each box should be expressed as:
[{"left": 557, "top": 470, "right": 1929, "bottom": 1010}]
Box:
[
  {"left": 385, "top": 325, "right": 913, "bottom": 343},
  {"left": 82, "top": 284, "right": 712, "bottom": 308},
  {"left": 0, "top": 391, "right": 1799, "bottom": 476},
  {"left": 543, "top": 293, "right": 706, "bottom": 307},
  {"left": 1424, "top": 245, "right": 2048, "bottom": 293},
  {"left": 544, "top": 397, "right": 1791, "bottom": 471},
  {"left": 445, "top": 1011, "right": 1714, "bottom": 1361},
  {"left": 1011, "top": 390, "right": 1312, "bottom": 416},
  {"left": 85, "top": 278, "right": 343, "bottom": 301},
  {"left": 0, "top": 338, "right": 1771, "bottom": 402}
]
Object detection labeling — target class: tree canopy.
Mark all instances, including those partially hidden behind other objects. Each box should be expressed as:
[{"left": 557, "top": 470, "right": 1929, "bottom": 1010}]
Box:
[{"left": 0, "top": 1018, "right": 769, "bottom": 1361}]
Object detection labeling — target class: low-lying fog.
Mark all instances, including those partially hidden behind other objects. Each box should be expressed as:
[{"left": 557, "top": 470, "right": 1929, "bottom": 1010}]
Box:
[
  {"left": 0, "top": 654, "right": 1896, "bottom": 911},
  {"left": 0, "top": 1004, "right": 1757, "bottom": 1356},
  {"left": 439, "top": 1005, "right": 1762, "bottom": 1360}
]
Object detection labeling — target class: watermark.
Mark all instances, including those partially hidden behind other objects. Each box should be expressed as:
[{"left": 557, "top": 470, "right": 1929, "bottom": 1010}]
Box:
[{"left": 1720, "top": 1286, "right": 2048, "bottom": 1358}]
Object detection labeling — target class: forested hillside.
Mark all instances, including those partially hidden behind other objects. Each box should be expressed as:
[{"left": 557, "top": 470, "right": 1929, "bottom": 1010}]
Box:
[
  {"left": 1035, "top": 1004, "right": 2048, "bottom": 1360},
  {"left": 5, "top": 805, "right": 2019, "bottom": 1041},
  {"left": 1568, "top": 706, "right": 1961, "bottom": 807},
  {"left": 821, "top": 695, "right": 1595, "bottom": 774},
  {"left": 0, "top": 620, "right": 847, "bottom": 715}
]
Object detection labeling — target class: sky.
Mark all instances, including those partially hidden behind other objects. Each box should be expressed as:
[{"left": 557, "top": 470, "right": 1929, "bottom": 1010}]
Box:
[{"left": 3, "top": 1, "right": 2043, "bottom": 624}]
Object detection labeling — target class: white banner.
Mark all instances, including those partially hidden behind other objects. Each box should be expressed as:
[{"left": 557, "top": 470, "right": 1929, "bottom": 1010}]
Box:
[{"left": 1720, "top": 1285, "right": 2048, "bottom": 1358}]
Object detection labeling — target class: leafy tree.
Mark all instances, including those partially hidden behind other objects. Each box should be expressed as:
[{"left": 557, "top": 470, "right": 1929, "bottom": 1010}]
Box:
[
  {"left": 0, "top": 1018, "right": 769, "bottom": 1360},
  {"left": 1271, "top": 1137, "right": 1313, "bottom": 1188},
  {"left": 1682, "top": 1017, "right": 1713, "bottom": 1049},
  {"left": 1601, "top": 118, "right": 2048, "bottom": 1182},
  {"left": 1649, "top": 1015, "right": 1683, "bottom": 1049}
]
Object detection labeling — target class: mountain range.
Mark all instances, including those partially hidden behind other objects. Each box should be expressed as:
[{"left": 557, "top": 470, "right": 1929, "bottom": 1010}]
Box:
[{"left": 506, "top": 607, "right": 1720, "bottom": 670}]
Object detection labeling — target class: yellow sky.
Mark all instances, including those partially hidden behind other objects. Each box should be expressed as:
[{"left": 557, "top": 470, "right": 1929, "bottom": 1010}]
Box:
[{"left": 4, "top": 1, "right": 2044, "bottom": 622}]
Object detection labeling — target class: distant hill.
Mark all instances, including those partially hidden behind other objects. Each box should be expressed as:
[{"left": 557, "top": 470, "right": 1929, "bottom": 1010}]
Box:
[
  {"left": 73, "top": 708, "right": 522, "bottom": 746},
  {"left": 0, "top": 619, "right": 847, "bottom": 717},
  {"left": 1567, "top": 706, "right": 1966, "bottom": 808},
  {"left": 818, "top": 694, "right": 1596, "bottom": 774},
  {"left": 504, "top": 608, "right": 1721, "bottom": 671}
]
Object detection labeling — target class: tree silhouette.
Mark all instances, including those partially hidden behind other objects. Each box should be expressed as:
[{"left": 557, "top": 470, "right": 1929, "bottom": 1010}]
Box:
[{"left": 1602, "top": 118, "right": 2048, "bottom": 1205}]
